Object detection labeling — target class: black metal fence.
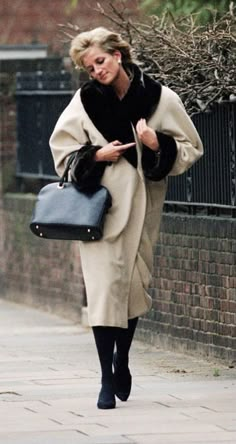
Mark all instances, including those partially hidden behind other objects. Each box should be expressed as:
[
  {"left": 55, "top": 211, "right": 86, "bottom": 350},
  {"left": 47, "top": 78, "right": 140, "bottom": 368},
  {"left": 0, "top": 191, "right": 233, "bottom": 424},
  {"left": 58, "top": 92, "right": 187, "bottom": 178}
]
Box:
[
  {"left": 165, "top": 100, "right": 236, "bottom": 216},
  {"left": 15, "top": 71, "right": 236, "bottom": 217},
  {"left": 16, "top": 71, "right": 73, "bottom": 180}
]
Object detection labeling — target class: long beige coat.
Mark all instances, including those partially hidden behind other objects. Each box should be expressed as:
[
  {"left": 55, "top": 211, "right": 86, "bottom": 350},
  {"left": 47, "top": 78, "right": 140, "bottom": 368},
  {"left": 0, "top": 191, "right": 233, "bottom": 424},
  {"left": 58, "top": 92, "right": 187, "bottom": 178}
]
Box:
[{"left": 50, "top": 85, "right": 203, "bottom": 328}]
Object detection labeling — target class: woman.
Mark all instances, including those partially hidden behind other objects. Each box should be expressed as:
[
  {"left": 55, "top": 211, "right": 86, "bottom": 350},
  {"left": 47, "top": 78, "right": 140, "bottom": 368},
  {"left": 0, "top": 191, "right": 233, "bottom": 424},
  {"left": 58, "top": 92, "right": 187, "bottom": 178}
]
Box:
[{"left": 50, "top": 27, "right": 203, "bottom": 410}]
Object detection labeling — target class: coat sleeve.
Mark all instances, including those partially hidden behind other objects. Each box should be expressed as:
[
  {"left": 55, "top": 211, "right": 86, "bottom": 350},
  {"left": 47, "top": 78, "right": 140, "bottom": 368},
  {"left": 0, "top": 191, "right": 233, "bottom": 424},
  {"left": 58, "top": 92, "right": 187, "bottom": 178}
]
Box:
[
  {"left": 159, "top": 88, "right": 204, "bottom": 176},
  {"left": 142, "top": 132, "right": 177, "bottom": 181},
  {"left": 70, "top": 144, "right": 107, "bottom": 189},
  {"left": 49, "top": 90, "right": 92, "bottom": 177}
]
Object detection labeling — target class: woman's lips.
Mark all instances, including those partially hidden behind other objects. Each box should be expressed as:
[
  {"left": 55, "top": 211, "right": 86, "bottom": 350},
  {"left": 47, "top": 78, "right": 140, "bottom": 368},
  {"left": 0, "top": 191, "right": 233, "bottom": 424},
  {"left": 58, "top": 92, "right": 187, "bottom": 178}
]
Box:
[{"left": 100, "top": 73, "right": 108, "bottom": 80}]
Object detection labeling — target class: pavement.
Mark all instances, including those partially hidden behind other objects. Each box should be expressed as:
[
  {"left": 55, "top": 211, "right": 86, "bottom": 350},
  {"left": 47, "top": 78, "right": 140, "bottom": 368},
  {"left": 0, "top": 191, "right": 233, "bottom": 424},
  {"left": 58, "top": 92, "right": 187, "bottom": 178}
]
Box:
[{"left": 0, "top": 299, "right": 236, "bottom": 444}]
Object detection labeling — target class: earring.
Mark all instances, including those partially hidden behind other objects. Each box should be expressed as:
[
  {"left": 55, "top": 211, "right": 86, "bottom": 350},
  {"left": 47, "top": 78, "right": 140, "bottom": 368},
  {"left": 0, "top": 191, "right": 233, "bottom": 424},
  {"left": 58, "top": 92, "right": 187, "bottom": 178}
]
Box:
[{"left": 118, "top": 59, "right": 121, "bottom": 64}]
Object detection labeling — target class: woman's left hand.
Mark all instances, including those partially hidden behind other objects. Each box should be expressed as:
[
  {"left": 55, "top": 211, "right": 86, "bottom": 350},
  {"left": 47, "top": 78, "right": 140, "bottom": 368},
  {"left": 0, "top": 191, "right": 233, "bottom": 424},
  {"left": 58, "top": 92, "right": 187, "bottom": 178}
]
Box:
[{"left": 136, "top": 118, "right": 159, "bottom": 151}]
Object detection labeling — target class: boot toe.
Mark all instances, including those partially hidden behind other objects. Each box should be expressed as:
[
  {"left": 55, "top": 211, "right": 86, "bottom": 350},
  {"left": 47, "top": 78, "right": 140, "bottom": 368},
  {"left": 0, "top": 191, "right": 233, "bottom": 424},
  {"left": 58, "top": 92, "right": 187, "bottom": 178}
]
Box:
[{"left": 97, "top": 384, "right": 116, "bottom": 409}]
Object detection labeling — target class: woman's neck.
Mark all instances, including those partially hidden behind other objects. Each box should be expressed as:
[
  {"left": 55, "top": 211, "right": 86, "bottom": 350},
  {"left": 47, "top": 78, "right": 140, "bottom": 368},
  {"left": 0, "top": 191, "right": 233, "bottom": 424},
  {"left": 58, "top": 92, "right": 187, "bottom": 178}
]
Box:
[{"left": 112, "top": 67, "right": 131, "bottom": 100}]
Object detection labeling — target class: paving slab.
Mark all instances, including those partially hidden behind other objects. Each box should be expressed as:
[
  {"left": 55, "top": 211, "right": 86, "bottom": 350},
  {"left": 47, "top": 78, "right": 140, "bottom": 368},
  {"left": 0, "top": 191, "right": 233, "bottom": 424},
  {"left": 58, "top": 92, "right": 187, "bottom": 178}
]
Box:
[
  {"left": 128, "top": 433, "right": 236, "bottom": 444},
  {"left": 0, "top": 432, "right": 132, "bottom": 444},
  {"left": 0, "top": 298, "right": 236, "bottom": 444}
]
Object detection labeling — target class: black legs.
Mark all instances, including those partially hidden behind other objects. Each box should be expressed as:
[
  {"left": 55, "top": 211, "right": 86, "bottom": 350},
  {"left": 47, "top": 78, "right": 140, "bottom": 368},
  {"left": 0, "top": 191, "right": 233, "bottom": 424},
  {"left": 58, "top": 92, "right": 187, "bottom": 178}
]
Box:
[
  {"left": 92, "top": 326, "right": 116, "bottom": 409},
  {"left": 92, "top": 318, "right": 139, "bottom": 409},
  {"left": 115, "top": 317, "right": 138, "bottom": 366},
  {"left": 114, "top": 317, "right": 138, "bottom": 401},
  {"left": 92, "top": 326, "right": 116, "bottom": 385}
]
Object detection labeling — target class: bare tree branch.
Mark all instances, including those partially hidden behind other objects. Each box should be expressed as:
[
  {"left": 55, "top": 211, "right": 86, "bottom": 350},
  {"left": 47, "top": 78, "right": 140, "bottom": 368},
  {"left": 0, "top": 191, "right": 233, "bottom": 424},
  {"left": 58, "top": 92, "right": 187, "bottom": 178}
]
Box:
[{"left": 61, "top": 1, "right": 236, "bottom": 114}]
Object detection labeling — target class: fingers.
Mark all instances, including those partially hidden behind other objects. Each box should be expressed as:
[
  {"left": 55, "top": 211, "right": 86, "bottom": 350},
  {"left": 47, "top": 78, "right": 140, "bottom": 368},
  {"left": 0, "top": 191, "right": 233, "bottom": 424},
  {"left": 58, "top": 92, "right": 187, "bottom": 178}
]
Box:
[
  {"left": 112, "top": 140, "right": 122, "bottom": 146},
  {"left": 113, "top": 143, "right": 135, "bottom": 162},
  {"left": 136, "top": 119, "right": 159, "bottom": 151},
  {"left": 136, "top": 118, "right": 147, "bottom": 134},
  {"left": 123, "top": 142, "right": 136, "bottom": 149},
  {"left": 112, "top": 141, "right": 135, "bottom": 151},
  {"left": 99, "top": 140, "right": 136, "bottom": 163}
]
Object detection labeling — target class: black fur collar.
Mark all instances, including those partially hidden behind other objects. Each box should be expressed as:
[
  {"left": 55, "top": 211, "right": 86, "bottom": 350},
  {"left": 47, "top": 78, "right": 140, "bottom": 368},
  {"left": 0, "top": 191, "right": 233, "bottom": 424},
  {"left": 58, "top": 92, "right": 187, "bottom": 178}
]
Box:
[{"left": 80, "top": 64, "right": 162, "bottom": 167}]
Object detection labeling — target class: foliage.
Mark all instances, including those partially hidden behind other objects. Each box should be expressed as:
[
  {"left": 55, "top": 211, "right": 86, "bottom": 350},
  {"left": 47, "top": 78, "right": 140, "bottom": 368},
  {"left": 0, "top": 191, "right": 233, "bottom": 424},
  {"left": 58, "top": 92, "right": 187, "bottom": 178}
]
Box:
[
  {"left": 70, "top": 0, "right": 79, "bottom": 7},
  {"left": 213, "top": 368, "right": 221, "bottom": 376},
  {"left": 140, "top": 0, "right": 232, "bottom": 24}
]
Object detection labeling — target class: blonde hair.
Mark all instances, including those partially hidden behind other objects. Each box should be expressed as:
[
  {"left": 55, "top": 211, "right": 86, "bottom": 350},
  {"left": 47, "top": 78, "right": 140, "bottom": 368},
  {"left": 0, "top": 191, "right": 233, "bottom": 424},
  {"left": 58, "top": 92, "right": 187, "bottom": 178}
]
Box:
[{"left": 69, "top": 27, "right": 133, "bottom": 68}]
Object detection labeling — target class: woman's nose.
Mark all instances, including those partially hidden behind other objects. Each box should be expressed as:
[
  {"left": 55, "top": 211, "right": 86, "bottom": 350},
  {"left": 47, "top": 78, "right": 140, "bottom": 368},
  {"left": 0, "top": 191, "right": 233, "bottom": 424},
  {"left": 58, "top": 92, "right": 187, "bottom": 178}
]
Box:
[{"left": 94, "top": 65, "right": 102, "bottom": 75}]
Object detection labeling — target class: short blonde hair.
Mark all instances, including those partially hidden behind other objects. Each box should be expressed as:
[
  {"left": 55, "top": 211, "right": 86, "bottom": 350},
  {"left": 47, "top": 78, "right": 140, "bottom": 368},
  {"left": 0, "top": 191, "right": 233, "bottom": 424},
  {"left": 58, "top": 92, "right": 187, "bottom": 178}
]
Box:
[{"left": 69, "top": 27, "right": 133, "bottom": 68}]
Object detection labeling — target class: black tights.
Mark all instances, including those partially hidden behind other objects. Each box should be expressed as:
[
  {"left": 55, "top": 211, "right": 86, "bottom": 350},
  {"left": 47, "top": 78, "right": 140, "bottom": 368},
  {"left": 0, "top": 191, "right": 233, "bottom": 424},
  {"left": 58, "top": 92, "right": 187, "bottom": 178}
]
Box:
[{"left": 92, "top": 318, "right": 138, "bottom": 385}]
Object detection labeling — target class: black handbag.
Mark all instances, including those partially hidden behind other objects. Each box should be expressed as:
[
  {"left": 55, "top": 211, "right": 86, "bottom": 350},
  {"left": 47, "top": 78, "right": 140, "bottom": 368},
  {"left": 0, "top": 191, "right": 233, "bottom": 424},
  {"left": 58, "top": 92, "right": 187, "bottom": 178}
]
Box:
[{"left": 29, "top": 155, "right": 112, "bottom": 241}]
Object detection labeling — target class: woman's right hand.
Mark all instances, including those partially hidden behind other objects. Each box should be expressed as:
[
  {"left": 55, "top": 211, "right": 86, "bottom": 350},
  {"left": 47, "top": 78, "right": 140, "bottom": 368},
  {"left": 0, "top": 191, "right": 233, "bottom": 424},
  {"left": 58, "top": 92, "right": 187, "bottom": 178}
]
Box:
[{"left": 94, "top": 140, "right": 135, "bottom": 163}]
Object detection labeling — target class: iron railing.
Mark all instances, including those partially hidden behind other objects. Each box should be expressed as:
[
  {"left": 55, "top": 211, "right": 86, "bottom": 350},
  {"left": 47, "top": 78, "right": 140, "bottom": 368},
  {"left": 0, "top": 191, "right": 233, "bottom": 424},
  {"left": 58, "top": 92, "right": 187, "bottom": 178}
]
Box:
[
  {"left": 15, "top": 71, "right": 236, "bottom": 216},
  {"left": 165, "top": 101, "right": 236, "bottom": 216},
  {"left": 16, "top": 71, "right": 73, "bottom": 180}
]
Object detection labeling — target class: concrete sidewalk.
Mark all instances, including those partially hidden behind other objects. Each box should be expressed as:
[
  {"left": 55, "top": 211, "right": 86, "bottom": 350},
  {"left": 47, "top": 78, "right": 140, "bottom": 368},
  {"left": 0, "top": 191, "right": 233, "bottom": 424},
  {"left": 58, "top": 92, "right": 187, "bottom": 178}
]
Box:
[{"left": 0, "top": 299, "right": 235, "bottom": 444}]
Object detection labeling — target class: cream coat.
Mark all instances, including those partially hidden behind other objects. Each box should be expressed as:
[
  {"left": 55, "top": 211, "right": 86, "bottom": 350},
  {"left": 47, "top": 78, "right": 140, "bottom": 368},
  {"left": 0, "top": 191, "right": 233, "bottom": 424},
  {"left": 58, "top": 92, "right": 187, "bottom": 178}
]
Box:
[{"left": 50, "top": 85, "right": 203, "bottom": 328}]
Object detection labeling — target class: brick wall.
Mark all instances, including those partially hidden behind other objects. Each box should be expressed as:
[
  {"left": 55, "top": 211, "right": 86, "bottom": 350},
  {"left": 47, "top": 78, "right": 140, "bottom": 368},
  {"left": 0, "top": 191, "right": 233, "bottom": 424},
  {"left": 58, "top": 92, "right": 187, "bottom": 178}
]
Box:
[
  {"left": 1, "top": 193, "right": 85, "bottom": 321},
  {"left": 1, "top": 194, "right": 235, "bottom": 361},
  {"left": 137, "top": 214, "right": 236, "bottom": 362},
  {"left": 0, "top": 0, "right": 139, "bottom": 54}
]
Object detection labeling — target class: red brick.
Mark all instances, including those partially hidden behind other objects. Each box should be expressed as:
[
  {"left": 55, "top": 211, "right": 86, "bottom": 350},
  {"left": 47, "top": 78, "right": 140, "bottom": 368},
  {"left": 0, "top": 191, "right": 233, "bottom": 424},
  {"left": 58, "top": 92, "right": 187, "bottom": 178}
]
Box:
[{"left": 0, "top": 0, "right": 139, "bottom": 54}]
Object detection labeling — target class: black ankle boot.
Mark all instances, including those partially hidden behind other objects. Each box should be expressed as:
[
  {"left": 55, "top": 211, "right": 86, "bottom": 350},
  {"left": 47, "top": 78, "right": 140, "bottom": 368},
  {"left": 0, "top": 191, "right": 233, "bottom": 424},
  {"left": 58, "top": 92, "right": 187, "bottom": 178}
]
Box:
[
  {"left": 97, "top": 382, "right": 116, "bottom": 409},
  {"left": 113, "top": 352, "right": 132, "bottom": 402}
]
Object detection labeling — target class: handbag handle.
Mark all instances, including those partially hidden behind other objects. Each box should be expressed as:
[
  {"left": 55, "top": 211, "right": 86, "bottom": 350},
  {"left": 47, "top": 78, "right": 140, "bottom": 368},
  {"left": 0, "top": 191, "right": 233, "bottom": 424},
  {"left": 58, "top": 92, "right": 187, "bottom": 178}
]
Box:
[{"left": 58, "top": 152, "right": 78, "bottom": 187}]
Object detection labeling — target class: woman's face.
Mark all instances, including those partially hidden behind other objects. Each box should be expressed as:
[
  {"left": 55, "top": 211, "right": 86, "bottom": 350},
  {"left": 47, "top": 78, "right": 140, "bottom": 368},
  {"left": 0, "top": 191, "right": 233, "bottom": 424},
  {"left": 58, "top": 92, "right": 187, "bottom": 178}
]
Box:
[{"left": 82, "top": 45, "right": 121, "bottom": 85}]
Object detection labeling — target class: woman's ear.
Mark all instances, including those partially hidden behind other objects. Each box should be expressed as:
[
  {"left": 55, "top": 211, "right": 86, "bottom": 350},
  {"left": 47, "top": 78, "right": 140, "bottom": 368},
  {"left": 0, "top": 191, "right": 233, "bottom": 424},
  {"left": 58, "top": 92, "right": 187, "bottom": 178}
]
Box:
[{"left": 113, "top": 50, "right": 122, "bottom": 63}]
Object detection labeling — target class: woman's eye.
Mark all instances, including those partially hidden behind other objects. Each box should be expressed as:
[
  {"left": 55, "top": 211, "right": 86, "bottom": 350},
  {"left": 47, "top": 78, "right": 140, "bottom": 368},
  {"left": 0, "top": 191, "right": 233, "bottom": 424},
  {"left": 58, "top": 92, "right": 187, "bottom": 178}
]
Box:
[{"left": 86, "top": 58, "right": 105, "bottom": 74}]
